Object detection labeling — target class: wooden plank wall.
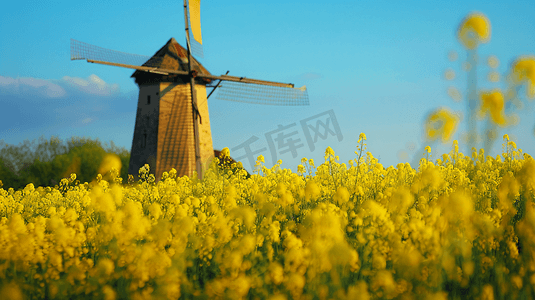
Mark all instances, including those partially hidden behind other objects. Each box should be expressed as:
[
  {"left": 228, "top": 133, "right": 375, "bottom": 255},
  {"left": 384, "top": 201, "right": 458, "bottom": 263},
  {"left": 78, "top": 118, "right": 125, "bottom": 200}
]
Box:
[{"left": 156, "top": 83, "right": 214, "bottom": 179}]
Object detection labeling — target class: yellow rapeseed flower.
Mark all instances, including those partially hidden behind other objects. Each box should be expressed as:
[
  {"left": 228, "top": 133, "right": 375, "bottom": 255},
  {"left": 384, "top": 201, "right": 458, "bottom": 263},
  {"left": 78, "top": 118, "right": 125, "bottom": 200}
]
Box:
[
  {"left": 102, "top": 285, "right": 116, "bottom": 300},
  {"left": 488, "top": 55, "right": 499, "bottom": 68},
  {"left": 221, "top": 147, "right": 230, "bottom": 157},
  {"left": 0, "top": 283, "right": 23, "bottom": 300},
  {"left": 444, "top": 68, "right": 456, "bottom": 80},
  {"left": 305, "top": 180, "right": 321, "bottom": 202},
  {"left": 97, "top": 258, "right": 115, "bottom": 276},
  {"left": 481, "top": 284, "right": 495, "bottom": 300},
  {"left": 149, "top": 202, "right": 162, "bottom": 220},
  {"left": 424, "top": 107, "right": 459, "bottom": 142},
  {"left": 488, "top": 71, "right": 500, "bottom": 82},
  {"left": 511, "top": 56, "right": 535, "bottom": 98},
  {"left": 325, "top": 146, "right": 335, "bottom": 157},
  {"left": 457, "top": 12, "right": 491, "bottom": 49},
  {"left": 479, "top": 89, "right": 506, "bottom": 125},
  {"left": 269, "top": 262, "right": 284, "bottom": 285},
  {"left": 98, "top": 153, "right": 122, "bottom": 176},
  {"left": 333, "top": 186, "right": 349, "bottom": 205},
  {"left": 447, "top": 86, "right": 463, "bottom": 102}
]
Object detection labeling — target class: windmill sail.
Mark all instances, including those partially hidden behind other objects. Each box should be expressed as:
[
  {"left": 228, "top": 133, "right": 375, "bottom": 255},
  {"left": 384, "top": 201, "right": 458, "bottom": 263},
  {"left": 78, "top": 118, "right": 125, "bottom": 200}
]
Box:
[
  {"left": 70, "top": 39, "right": 192, "bottom": 76},
  {"left": 71, "top": 39, "right": 155, "bottom": 67},
  {"left": 71, "top": 38, "right": 309, "bottom": 107},
  {"left": 187, "top": 0, "right": 204, "bottom": 58},
  {"left": 216, "top": 81, "right": 309, "bottom": 106}
]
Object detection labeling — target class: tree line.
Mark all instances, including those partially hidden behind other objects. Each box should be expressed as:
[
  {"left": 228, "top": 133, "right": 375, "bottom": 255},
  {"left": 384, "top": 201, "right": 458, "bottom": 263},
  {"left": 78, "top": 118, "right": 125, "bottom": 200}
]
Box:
[{"left": 0, "top": 137, "right": 130, "bottom": 190}]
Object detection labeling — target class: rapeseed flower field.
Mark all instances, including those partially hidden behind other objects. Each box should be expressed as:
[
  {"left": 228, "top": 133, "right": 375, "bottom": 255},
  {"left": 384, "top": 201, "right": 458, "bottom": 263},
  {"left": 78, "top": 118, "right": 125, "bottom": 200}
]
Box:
[
  {"left": 0, "top": 135, "right": 534, "bottom": 299},
  {"left": 2, "top": 10, "right": 535, "bottom": 300}
]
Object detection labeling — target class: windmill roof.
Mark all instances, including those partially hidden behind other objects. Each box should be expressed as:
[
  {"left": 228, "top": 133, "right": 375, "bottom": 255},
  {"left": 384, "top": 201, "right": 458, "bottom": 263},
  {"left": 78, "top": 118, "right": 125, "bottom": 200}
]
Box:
[{"left": 131, "top": 38, "right": 211, "bottom": 79}]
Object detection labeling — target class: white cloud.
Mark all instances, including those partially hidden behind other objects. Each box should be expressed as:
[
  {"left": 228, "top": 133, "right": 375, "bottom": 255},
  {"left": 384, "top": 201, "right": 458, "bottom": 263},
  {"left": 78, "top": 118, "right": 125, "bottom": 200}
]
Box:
[
  {"left": 0, "top": 75, "right": 66, "bottom": 98},
  {"left": 0, "top": 74, "right": 135, "bottom": 144},
  {"left": 0, "top": 76, "right": 16, "bottom": 85},
  {"left": 0, "top": 74, "right": 120, "bottom": 98},
  {"left": 81, "top": 118, "right": 93, "bottom": 124},
  {"left": 62, "top": 74, "right": 120, "bottom": 96}
]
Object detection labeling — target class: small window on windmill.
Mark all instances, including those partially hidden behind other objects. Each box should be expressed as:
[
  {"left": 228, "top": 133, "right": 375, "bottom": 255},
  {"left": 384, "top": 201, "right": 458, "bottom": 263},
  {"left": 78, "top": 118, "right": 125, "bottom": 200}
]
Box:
[
  {"left": 147, "top": 95, "right": 151, "bottom": 105},
  {"left": 142, "top": 132, "right": 147, "bottom": 148}
]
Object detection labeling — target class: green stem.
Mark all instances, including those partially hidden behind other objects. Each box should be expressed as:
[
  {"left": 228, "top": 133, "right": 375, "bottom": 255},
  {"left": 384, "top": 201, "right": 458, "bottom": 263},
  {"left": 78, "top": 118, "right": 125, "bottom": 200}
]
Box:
[{"left": 467, "top": 48, "right": 478, "bottom": 152}]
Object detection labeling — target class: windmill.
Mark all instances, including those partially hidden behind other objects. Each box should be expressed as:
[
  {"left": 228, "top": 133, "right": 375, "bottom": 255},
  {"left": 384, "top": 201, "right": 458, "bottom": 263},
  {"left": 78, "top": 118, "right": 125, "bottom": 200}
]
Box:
[{"left": 70, "top": 0, "right": 309, "bottom": 179}]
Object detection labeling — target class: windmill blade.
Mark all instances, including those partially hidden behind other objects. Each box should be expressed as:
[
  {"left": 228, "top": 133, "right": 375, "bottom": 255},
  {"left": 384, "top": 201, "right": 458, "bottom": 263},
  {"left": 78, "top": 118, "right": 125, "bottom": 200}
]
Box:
[
  {"left": 70, "top": 39, "right": 190, "bottom": 76},
  {"left": 187, "top": 37, "right": 204, "bottom": 59},
  {"left": 207, "top": 71, "right": 230, "bottom": 99},
  {"left": 215, "top": 81, "right": 309, "bottom": 106},
  {"left": 186, "top": 0, "right": 204, "bottom": 58},
  {"left": 71, "top": 39, "right": 156, "bottom": 66}
]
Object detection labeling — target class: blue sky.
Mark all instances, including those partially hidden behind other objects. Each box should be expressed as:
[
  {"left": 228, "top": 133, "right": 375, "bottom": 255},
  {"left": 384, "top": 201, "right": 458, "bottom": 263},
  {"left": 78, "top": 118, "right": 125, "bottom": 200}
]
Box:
[{"left": 1, "top": 0, "right": 535, "bottom": 173}]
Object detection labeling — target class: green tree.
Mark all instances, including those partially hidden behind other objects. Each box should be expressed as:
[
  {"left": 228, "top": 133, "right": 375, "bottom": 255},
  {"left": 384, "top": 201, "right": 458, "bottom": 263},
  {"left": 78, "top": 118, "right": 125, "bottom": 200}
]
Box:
[{"left": 0, "top": 136, "right": 130, "bottom": 189}]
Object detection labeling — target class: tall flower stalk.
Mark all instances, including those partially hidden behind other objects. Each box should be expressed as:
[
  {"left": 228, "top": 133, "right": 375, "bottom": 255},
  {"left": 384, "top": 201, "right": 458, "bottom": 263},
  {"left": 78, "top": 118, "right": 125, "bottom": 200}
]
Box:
[{"left": 457, "top": 12, "right": 491, "bottom": 152}]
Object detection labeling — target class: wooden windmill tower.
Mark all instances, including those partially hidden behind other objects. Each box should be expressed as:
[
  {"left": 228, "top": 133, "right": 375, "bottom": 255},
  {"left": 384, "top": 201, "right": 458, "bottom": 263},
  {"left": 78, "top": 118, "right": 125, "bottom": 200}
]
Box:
[{"left": 70, "top": 0, "right": 309, "bottom": 179}]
